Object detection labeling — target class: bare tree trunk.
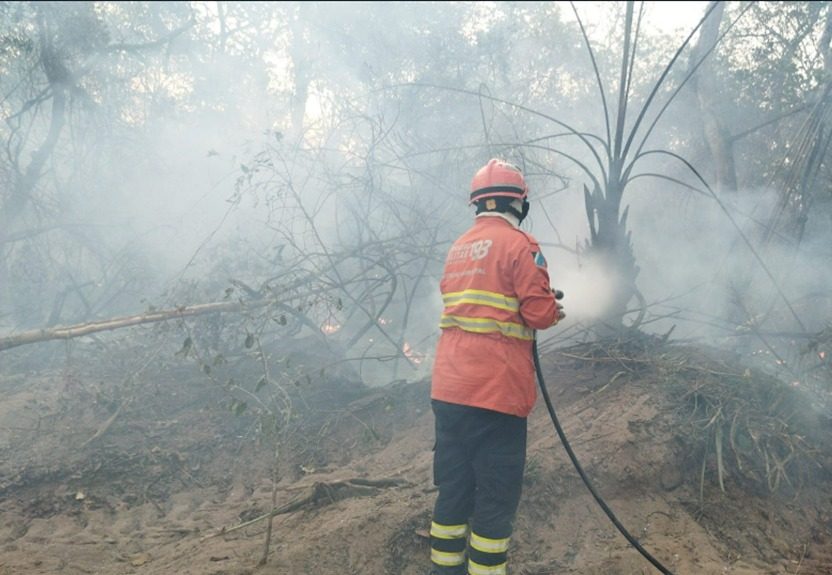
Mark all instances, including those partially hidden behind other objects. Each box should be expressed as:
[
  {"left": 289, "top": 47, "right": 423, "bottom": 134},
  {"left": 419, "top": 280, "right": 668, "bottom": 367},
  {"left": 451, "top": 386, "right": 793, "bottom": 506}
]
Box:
[
  {"left": 690, "top": 1, "right": 736, "bottom": 194},
  {"left": 0, "top": 12, "right": 69, "bottom": 328},
  {"left": 289, "top": 5, "right": 311, "bottom": 138},
  {"left": 4, "top": 88, "right": 66, "bottom": 224}
]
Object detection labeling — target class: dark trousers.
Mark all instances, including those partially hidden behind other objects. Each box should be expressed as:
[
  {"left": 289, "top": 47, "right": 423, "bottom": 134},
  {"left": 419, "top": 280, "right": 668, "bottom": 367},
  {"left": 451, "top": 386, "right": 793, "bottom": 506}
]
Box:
[{"left": 430, "top": 400, "right": 527, "bottom": 575}]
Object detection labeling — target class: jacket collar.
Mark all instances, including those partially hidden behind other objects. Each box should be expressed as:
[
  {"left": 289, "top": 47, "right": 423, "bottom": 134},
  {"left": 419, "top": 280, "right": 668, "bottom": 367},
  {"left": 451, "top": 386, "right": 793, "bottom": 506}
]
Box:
[{"left": 476, "top": 211, "right": 520, "bottom": 229}]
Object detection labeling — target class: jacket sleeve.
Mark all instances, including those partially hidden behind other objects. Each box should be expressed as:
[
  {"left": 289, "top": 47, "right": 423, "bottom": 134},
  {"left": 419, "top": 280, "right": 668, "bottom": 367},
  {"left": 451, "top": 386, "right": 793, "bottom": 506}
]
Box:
[{"left": 513, "top": 235, "right": 558, "bottom": 330}]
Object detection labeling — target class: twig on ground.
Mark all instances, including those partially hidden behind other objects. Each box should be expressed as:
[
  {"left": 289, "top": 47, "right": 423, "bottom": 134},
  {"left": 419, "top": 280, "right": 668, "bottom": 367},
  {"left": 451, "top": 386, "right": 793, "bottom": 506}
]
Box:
[{"left": 202, "top": 477, "right": 409, "bottom": 541}]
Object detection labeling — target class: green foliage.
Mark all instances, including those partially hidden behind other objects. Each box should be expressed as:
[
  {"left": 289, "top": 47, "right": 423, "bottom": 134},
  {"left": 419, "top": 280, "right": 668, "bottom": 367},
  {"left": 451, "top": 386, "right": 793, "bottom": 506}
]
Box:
[{"left": 229, "top": 398, "right": 247, "bottom": 416}]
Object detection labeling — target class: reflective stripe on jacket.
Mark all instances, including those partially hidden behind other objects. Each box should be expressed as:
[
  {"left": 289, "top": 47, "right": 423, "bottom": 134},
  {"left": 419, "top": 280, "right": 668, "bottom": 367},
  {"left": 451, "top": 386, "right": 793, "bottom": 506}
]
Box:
[{"left": 431, "top": 216, "right": 558, "bottom": 417}]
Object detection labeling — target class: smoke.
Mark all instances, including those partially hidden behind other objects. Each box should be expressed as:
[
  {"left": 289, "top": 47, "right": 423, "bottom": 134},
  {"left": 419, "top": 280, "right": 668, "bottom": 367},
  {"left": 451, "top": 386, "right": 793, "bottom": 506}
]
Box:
[
  {"left": 2, "top": 2, "right": 830, "bottom": 391},
  {"left": 522, "top": 155, "right": 832, "bottom": 374}
]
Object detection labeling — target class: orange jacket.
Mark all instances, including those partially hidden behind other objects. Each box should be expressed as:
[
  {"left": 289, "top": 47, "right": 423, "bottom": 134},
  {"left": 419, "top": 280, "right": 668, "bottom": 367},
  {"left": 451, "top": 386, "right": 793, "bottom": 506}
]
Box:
[{"left": 431, "top": 216, "right": 559, "bottom": 417}]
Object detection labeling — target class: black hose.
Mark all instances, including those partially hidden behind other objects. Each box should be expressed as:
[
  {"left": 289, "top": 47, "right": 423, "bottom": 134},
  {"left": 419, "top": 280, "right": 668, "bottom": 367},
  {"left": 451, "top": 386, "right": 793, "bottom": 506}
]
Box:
[{"left": 533, "top": 338, "right": 675, "bottom": 575}]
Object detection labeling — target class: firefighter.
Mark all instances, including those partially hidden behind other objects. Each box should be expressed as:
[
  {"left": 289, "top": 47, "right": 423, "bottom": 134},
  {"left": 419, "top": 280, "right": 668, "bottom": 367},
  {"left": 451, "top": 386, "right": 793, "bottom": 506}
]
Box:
[{"left": 429, "top": 159, "right": 564, "bottom": 575}]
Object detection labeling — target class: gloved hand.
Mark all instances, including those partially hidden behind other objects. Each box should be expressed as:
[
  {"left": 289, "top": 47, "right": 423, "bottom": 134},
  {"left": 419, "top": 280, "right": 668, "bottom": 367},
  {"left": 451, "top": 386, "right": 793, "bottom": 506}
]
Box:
[{"left": 551, "top": 288, "right": 566, "bottom": 320}]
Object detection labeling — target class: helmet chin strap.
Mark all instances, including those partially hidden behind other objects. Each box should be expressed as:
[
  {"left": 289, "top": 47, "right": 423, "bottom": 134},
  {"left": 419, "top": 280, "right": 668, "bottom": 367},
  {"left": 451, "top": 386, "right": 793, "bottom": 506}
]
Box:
[
  {"left": 508, "top": 198, "right": 530, "bottom": 223},
  {"left": 474, "top": 197, "right": 529, "bottom": 226}
]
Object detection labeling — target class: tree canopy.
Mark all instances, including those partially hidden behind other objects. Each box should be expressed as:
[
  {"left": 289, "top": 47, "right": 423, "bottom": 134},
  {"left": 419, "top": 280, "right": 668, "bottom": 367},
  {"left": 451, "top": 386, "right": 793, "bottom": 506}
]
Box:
[{"left": 1, "top": 1, "right": 830, "bottom": 388}]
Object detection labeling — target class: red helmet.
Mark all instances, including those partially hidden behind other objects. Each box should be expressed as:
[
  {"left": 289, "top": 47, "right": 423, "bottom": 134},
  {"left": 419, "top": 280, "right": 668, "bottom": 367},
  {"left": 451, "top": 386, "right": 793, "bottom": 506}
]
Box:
[{"left": 469, "top": 159, "right": 528, "bottom": 205}]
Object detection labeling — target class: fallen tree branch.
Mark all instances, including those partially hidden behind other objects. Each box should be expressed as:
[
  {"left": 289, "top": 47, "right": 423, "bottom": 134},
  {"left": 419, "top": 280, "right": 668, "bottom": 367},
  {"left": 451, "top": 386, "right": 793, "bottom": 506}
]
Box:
[
  {"left": 0, "top": 299, "right": 271, "bottom": 352},
  {"left": 202, "top": 477, "right": 410, "bottom": 540}
]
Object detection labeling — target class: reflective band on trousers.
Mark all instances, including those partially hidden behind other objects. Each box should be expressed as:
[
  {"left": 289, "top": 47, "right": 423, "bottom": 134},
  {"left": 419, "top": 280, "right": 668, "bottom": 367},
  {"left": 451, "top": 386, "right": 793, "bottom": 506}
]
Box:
[
  {"left": 470, "top": 531, "right": 510, "bottom": 554},
  {"left": 442, "top": 289, "right": 520, "bottom": 313},
  {"left": 468, "top": 559, "right": 507, "bottom": 575},
  {"left": 431, "top": 548, "right": 466, "bottom": 567},
  {"left": 440, "top": 314, "right": 533, "bottom": 341},
  {"left": 430, "top": 521, "right": 468, "bottom": 540}
]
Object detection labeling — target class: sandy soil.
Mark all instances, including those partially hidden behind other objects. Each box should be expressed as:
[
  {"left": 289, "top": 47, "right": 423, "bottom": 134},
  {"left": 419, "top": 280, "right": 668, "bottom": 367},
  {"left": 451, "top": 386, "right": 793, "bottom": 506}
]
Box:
[{"left": 0, "top": 342, "right": 830, "bottom": 575}]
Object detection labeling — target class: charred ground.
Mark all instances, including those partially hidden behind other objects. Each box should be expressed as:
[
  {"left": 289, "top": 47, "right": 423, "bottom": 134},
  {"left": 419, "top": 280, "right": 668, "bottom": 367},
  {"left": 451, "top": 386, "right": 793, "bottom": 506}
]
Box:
[{"left": 0, "top": 336, "right": 830, "bottom": 575}]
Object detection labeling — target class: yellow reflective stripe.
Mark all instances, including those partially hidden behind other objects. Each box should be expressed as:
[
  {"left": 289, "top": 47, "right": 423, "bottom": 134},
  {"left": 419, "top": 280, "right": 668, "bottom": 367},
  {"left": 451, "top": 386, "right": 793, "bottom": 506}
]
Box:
[
  {"left": 439, "top": 314, "right": 533, "bottom": 341},
  {"left": 431, "top": 548, "right": 466, "bottom": 567},
  {"left": 470, "top": 532, "right": 510, "bottom": 554},
  {"left": 430, "top": 521, "right": 468, "bottom": 540},
  {"left": 443, "top": 289, "right": 519, "bottom": 312},
  {"left": 468, "top": 559, "right": 507, "bottom": 575},
  {"left": 439, "top": 315, "right": 533, "bottom": 340}
]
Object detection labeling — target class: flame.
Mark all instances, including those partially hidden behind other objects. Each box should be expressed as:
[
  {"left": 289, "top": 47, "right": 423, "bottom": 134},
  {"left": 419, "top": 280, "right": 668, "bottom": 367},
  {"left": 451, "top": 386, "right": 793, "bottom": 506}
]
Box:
[
  {"left": 321, "top": 321, "right": 341, "bottom": 334},
  {"left": 403, "top": 341, "right": 425, "bottom": 365},
  {"left": 819, "top": 351, "right": 826, "bottom": 360}
]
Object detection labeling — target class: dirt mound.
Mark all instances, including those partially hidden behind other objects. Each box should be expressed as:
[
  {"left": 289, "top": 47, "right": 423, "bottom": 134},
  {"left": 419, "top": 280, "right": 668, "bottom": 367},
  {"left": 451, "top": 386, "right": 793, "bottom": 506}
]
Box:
[{"left": 0, "top": 341, "right": 830, "bottom": 575}]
